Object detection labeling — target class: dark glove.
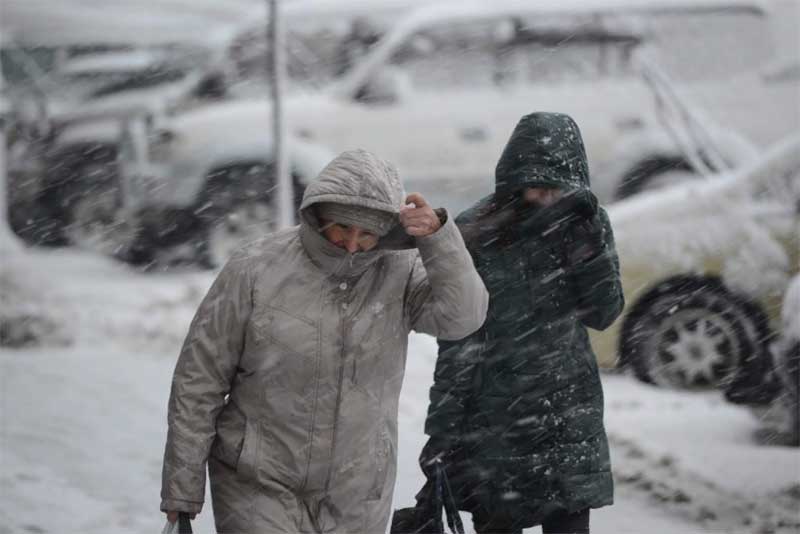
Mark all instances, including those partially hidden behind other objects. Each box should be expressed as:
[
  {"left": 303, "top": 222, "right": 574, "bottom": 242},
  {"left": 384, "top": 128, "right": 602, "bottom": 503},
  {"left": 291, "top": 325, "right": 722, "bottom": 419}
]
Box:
[
  {"left": 565, "top": 189, "right": 599, "bottom": 219},
  {"left": 419, "top": 435, "right": 462, "bottom": 479},
  {"left": 566, "top": 213, "right": 607, "bottom": 266}
]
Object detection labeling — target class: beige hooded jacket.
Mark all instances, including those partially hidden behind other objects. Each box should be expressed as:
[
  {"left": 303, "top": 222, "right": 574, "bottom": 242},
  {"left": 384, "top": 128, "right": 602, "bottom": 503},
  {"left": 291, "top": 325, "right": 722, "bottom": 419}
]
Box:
[{"left": 160, "top": 149, "right": 488, "bottom": 532}]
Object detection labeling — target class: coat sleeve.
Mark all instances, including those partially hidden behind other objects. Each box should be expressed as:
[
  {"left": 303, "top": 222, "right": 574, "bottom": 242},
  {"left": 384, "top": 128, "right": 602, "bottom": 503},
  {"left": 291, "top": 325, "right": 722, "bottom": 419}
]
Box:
[
  {"left": 569, "top": 207, "right": 625, "bottom": 331},
  {"left": 404, "top": 214, "right": 489, "bottom": 340},
  {"left": 160, "top": 251, "right": 254, "bottom": 514}
]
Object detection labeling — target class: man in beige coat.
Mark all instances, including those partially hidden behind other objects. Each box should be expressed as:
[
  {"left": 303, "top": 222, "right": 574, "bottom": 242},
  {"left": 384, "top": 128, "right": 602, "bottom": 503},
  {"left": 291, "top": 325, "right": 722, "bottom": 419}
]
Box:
[{"left": 160, "top": 149, "right": 489, "bottom": 532}]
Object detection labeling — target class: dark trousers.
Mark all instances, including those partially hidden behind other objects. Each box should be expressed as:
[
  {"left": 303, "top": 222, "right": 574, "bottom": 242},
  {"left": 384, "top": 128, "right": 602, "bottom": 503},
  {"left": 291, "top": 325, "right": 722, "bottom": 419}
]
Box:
[{"left": 474, "top": 508, "right": 590, "bottom": 534}]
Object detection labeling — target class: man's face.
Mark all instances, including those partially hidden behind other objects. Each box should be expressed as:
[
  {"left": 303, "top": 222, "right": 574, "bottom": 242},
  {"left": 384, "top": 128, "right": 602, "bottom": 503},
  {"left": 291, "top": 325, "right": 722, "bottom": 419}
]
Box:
[
  {"left": 523, "top": 187, "right": 563, "bottom": 207},
  {"left": 320, "top": 220, "right": 380, "bottom": 253}
]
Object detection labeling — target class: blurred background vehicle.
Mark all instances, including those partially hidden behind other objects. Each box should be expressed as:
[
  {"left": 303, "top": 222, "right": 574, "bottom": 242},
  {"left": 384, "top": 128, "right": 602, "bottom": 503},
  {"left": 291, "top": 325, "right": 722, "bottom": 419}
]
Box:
[
  {"left": 258, "top": 0, "right": 797, "bottom": 210},
  {"left": 4, "top": 42, "right": 230, "bottom": 248},
  {"left": 2, "top": 0, "right": 798, "bottom": 270},
  {"left": 116, "top": 106, "right": 333, "bottom": 267},
  {"left": 2, "top": 0, "right": 423, "bottom": 259},
  {"left": 588, "top": 135, "right": 799, "bottom": 421},
  {"left": 1, "top": 7, "right": 799, "bottom": 531}
]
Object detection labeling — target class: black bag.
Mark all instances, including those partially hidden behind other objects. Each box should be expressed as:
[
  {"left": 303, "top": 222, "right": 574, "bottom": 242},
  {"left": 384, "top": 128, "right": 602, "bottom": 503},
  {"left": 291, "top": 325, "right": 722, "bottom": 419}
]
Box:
[
  {"left": 177, "top": 513, "right": 193, "bottom": 534},
  {"left": 160, "top": 513, "right": 193, "bottom": 534},
  {"left": 390, "top": 459, "right": 465, "bottom": 534}
]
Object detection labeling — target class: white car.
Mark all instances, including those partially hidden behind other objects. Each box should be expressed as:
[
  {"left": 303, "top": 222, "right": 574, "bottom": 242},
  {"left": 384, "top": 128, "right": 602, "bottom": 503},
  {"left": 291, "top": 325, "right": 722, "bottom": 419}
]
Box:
[
  {"left": 115, "top": 104, "right": 334, "bottom": 267},
  {"left": 134, "top": 0, "right": 797, "bottom": 223},
  {"left": 119, "top": 0, "right": 798, "bottom": 265},
  {"left": 269, "top": 0, "right": 798, "bottom": 209},
  {"left": 10, "top": 46, "right": 225, "bottom": 131},
  {"left": 5, "top": 45, "right": 231, "bottom": 248}
]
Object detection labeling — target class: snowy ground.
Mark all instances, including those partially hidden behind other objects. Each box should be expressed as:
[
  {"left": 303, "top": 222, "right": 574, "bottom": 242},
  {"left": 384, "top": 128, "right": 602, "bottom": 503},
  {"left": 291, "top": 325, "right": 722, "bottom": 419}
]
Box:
[{"left": 1, "top": 248, "right": 799, "bottom": 534}]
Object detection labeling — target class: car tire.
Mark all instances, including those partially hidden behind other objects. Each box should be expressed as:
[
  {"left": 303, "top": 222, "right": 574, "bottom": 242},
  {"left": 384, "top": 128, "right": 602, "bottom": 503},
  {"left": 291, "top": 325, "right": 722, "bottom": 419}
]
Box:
[
  {"left": 614, "top": 156, "right": 696, "bottom": 200},
  {"left": 196, "top": 162, "right": 304, "bottom": 268},
  {"left": 61, "top": 163, "right": 138, "bottom": 257},
  {"left": 619, "top": 274, "right": 771, "bottom": 392},
  {"left": 39, "top": 143, "right": 128, "bottom": 252}
]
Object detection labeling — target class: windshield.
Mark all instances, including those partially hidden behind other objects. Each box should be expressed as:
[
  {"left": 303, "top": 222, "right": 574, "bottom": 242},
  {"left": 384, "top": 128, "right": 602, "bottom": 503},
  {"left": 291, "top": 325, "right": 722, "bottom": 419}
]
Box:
[
  {"left": 355, "top": 5, "right": 772, "bottom": 95},
  {"left": 624, "top": 7, "right": 772, "bottom": 81},
  {"left": 87, "top": 67, "right": 188, "bottom": 98},
  {"left": 384, "top": 14, "right": 642, "bottom": 92},
  {"left": 229, "top": 16, "right": 389, "bottom": 92}
]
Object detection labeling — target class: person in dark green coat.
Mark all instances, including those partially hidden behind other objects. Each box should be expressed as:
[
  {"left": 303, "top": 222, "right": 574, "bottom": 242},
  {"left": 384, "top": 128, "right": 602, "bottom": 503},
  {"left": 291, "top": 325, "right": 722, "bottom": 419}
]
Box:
[{"left": 420, "top": 112, "right": 624, "bottom": 533}]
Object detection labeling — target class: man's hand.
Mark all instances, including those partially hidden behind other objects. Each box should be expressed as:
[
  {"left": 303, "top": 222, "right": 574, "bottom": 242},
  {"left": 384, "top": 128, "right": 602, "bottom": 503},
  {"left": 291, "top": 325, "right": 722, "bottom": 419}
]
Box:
[
  {"left": 400, "top": 193, "right": 442, "bottom": 237},
  {"left": 165, "top": 511, "right": 197, "bottom": 523}
]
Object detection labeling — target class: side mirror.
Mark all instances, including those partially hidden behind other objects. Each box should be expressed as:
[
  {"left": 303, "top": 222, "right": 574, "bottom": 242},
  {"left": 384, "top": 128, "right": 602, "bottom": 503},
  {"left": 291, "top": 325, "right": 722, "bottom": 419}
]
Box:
[
  {"left": 353, "top": 67, "right": 406, "bottom": 105},
  {"left": 193, "top": 72, "right": 228, "bottom": 100}
]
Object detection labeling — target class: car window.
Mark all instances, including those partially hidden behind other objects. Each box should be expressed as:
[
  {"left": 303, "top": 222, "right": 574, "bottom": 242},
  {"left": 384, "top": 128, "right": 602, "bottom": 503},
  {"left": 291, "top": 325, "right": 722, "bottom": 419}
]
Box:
[
  {"left": 387, "top": 15, "right": 640, "bottom": 92},
  {"left": 498, "top": 15, "right": 640, "bottom": 84},
  {"left": 59, "top": 71, "right": 143, "bottom": 100},
  {"left": 89, "top": 67, "right": 188, "bottom": 98},
  {"left": 230, "top": 20, "right": 387, "bottom": 91},
  {"left": 388, "top": 20, "right": 504, "bottom": 90},
  {"left": 632, "top": 8, "right": 772, "bottom": 81}
]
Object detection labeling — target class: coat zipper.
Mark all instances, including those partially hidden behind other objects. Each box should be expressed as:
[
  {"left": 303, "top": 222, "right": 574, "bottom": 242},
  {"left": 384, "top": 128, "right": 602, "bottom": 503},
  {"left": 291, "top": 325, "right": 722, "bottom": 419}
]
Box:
[{"left": 323, "top": 300, "right": 348, "bottom": 494}]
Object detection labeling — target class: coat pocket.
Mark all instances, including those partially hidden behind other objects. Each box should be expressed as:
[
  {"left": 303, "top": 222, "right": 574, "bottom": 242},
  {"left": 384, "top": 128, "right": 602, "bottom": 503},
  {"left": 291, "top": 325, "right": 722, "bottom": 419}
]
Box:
[
  {"left": 367, "top": 426, "right": 393, "bottom": 501},
  {"left": 211, "top": 402, "right": 247, "bottom": 469},
  {"left": 236, "top": 417, "right": 260, "bottom": 481}
]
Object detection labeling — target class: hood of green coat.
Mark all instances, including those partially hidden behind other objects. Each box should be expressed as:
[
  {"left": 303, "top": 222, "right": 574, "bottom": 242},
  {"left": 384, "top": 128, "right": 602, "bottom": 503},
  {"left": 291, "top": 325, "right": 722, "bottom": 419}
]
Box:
[{"left": 495, "top": 112, "right": 591, "bottom": 196}]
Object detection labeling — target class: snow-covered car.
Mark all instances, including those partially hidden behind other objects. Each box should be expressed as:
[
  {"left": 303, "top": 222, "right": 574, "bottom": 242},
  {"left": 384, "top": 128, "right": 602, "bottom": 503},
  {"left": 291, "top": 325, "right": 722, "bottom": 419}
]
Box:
[
  {"left": 257, "top": 0, "right": 796, "bottom": 207},
  {"left": 9, "top": 45, "right": 227, "bottom": 133},
  {"left": 110, "top": 0, "right": 795, "bottom": 263},
  {"left": 589, "top": 135, "right": 800, "bottom": 404},
  {"left": 226, "top": 0, "right": 430, "bottom": 92},
  {"left": 111, "top": 104, "right": 334, "bottom": 267},
  {"left": 5, "top": 0, "right": 415, "bottom": 253},
  {"left": 6, "top": 46, "right": 230, "bottom": 247}
]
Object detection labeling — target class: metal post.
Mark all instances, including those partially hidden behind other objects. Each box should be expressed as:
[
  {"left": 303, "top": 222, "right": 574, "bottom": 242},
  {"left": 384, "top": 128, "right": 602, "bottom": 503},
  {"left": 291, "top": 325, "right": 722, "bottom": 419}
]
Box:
[
  {"left": 0, "top": 56, "right": 22, "bottom": 254},
  {"left": 268, "top": 0, "right": 293, "bottom": 228}
]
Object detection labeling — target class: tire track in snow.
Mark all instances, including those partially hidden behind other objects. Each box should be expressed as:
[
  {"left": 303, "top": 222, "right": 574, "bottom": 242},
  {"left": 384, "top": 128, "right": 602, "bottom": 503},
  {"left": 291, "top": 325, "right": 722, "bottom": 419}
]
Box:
[{"left": 609, "top": 432, "right": 800, "bottom": 533}]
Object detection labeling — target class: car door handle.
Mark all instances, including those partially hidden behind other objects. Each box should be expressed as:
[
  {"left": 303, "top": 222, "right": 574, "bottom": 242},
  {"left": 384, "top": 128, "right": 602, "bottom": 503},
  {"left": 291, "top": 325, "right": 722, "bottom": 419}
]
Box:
[
  {"left": 458, "top": 126, "right": 488, "bottom": 142},
  {"left": 615, "top": 117, "right": 644, "bottom": 131}
]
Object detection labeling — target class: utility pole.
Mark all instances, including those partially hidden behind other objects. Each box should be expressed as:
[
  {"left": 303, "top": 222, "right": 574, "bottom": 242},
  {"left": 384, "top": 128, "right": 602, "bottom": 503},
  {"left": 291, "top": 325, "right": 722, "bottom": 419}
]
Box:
[
  {"left": 267, "top": 0, "right": 293, "bottom": 228},
  {"left": 0, "top": 57, "right": 22, "bottom": 255}
]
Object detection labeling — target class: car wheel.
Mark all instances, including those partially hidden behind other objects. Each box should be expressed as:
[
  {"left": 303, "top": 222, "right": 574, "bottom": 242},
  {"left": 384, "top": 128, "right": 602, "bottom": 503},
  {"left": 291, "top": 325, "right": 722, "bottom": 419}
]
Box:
[
  {"left": 62, "top": 164, "right": 137, "bottom": 257},
  {"left": 196, "top": 162, "right": 304, "bottom": 268},
  {"left": 614, "top": 156, "right": 696, "bottom": 200},
  {"left": 206, "top": 200, "right": 278, "bottom": 267},
  {"left": 619, "top": 275, "right": 760, "bottom": 390}
]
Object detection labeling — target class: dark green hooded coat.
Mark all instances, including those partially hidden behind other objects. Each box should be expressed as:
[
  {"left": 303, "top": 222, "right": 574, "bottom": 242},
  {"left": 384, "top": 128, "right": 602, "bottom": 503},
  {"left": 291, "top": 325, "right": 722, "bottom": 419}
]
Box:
[{"left": 424, "top": 112, "right": 624, "bottom": 527}]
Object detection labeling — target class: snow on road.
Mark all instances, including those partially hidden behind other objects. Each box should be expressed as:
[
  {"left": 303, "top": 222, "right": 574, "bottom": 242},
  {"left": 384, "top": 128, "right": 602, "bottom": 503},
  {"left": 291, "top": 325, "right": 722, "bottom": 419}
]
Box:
[{"left": 1, "top": 249, "right": 798, "bottom": 533}]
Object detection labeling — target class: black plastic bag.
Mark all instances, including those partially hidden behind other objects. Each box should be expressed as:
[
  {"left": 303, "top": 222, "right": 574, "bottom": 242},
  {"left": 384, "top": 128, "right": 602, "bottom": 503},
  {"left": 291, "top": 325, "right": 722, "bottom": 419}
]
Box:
[
  {"left": 177, "top": 513, "right": 193, "bottom": 534},
  {"left": 162, "top": 513, "right": 193, "bottom": 534},
  {"left": 391, "top": 459, "right": 464, "bottom": 534}
]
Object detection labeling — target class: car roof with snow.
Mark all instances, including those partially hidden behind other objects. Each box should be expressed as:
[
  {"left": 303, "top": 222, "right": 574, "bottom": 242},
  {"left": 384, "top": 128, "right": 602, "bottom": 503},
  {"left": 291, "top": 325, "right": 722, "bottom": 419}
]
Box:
[
  {"left": 334, "top": 0, "right": 768, "bottom": 98},
  {"left": 389, "top": 0, "right": 766, "bottom": 27},
  {"left": 59, "top": 51, "right": 173, "bottom": 76},
  {"left": 609, "top": 133, "right": 800, "bottom": 228}
]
